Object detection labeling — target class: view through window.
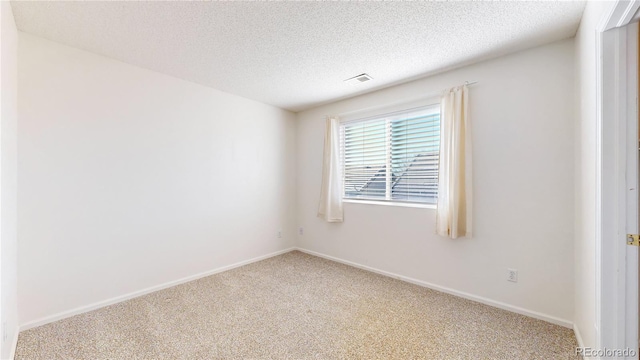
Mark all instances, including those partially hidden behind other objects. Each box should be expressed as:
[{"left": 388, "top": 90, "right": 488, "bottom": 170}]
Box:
[{"left": 341, "top": 104, "right": 440, "bottom": 204}]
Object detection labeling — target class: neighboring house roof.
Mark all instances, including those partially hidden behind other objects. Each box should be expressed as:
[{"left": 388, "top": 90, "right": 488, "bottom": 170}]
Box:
[{"left": 346, "top": 153, "right": 438, "bottom": 201}]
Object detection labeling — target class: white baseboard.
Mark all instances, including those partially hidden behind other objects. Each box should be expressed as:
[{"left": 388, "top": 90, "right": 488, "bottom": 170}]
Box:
[
  {"left": 573, "top": 323, "right": 585, "bottom": 349},
  {"left": 20, "top": 246, "right": 574, "bottom": 334},
  {"left": 19, "top": 247, "right": 296, "bottom": 332},
  {"left": 295, "top": 247, "right": 574, "bottom": 329},
  {"left": 7, "top": 329, "right": 18, "bottom": 360}
]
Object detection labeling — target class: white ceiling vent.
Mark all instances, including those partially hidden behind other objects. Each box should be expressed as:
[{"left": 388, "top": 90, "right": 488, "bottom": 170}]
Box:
[{"left": 344, "top": 73, "right": 373, "bottom": 85}]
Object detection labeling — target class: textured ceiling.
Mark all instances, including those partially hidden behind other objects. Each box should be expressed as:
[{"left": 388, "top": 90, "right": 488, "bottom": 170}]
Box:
[{"left": 11, "top": 1, "right": 585, "bottom": 112}]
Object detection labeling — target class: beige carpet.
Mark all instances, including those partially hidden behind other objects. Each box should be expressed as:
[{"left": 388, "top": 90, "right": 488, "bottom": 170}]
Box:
[{"left": 16, "top": 251, "right": 578, "bottom": 359}]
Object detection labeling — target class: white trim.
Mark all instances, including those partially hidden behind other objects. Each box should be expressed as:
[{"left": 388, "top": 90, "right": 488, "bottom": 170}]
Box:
[
  {"left": 7, "top": 330, "right": 18, "bottom": 360},
  {"left": 620, "top": 2, "right": 640, "bottom": 26},
  {"left": 601, "top": 0, "right": 640, "bottom": 32},
  {"left": 623, "top": 21, "right": 639, "bottom": 356},
  {"left": 597, "top": 1, "right": 640, "bottom": 355},
  {"left": 295, "top": 247, "right": 573, "bottom": 328},
  {"left": 575, "top": 323, "right": 585, "bottom": 350},
  {"left": 599, "top": 25, "right": 621, "bottom": 353},
  {"left": 595, "top": 21, "right": 604, "bottom": 353},
  {"left": 19, "top": 247, "right": 296, "bottom": 331},
  {"left": 343, "top": 199, "right": 436, "bottom": 209},
  {"left": 18, "top": 246, "right": 573, "bottom": 341}
]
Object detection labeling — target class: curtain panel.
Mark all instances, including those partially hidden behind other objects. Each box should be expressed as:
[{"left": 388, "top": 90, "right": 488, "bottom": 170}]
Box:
[
  {"left": 436, "top": 85, "right": 472, "bottom": 239},
  {"left": 318, "top": 116, "right": 344, "bottom": 222}
]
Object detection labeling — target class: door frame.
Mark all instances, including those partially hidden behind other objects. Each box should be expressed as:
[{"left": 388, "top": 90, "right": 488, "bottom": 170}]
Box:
[{"left": 598, "top": 1, "right": 640, "bottom": 356}]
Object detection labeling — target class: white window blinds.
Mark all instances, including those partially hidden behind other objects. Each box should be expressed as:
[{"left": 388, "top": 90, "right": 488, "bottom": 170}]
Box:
[{"left": 340, "top": 104, "right": 440, "bottom": 204}]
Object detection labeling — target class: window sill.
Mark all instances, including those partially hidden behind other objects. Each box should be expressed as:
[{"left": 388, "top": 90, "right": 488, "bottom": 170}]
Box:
[{"left": 343, "top": 199, "right": 436, "bottom": 209}]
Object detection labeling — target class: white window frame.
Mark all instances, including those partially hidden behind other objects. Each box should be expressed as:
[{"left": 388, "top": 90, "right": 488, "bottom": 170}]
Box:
[{"left": 339, "top": 98, "right": 440, "bottom": 209}]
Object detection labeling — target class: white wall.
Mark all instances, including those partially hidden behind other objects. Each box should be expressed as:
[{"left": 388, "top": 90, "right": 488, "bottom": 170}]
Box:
[
  {"left": 0, "top": 2, "right": 19, "bottom": 359},
  {"left": 296, "top": 39, "right": 575, "bottom": 325},
  {"left": 17, "top": 33, "right": 297, "bottom": 327},
  {"left": 573, "top": 0, "right": 613, "bottom": 349}
]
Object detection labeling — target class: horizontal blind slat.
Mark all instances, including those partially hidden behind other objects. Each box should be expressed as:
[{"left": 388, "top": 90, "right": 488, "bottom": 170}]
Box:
[{"left": 341, "top": 104, "right": 440, "bottom": 205}]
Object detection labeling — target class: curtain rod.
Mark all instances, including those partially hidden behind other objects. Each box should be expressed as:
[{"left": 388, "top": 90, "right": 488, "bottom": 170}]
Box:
[{"left": 336, "top": 81, "right": 478, "bottom": 118}]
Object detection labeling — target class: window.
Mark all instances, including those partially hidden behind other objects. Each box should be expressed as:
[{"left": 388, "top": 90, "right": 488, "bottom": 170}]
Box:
[{"left": 340, "top": 104, "right": 440, "bottom": 204}]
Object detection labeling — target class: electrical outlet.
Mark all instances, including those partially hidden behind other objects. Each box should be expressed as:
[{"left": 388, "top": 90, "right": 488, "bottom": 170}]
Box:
[
  {"left": 277, "top": 231, "right": 282, "bottom": 239},
  {"left": 507, "top": 268, "right": 518, "bottom": 283},
  {"left": 299, "top": 227, "right": 304, "bottom": 235}
]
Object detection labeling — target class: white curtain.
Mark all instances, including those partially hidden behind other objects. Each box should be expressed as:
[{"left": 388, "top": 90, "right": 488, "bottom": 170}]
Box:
[
  {"left": 436, "top": 85, "right": 472, "bottom": 239},
  {"left": 318, "top": 116, "right": 344, "bottom": 222}
]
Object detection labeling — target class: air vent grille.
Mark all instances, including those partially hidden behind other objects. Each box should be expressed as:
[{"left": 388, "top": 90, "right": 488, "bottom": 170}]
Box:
[{"left": 344, "top": 73, "right": 373, "bottom": 85}]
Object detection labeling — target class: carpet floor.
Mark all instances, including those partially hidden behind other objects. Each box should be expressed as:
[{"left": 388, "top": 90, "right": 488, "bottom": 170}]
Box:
[{"left": 16, "top": 251, "right": 578, "bottom": 359}]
